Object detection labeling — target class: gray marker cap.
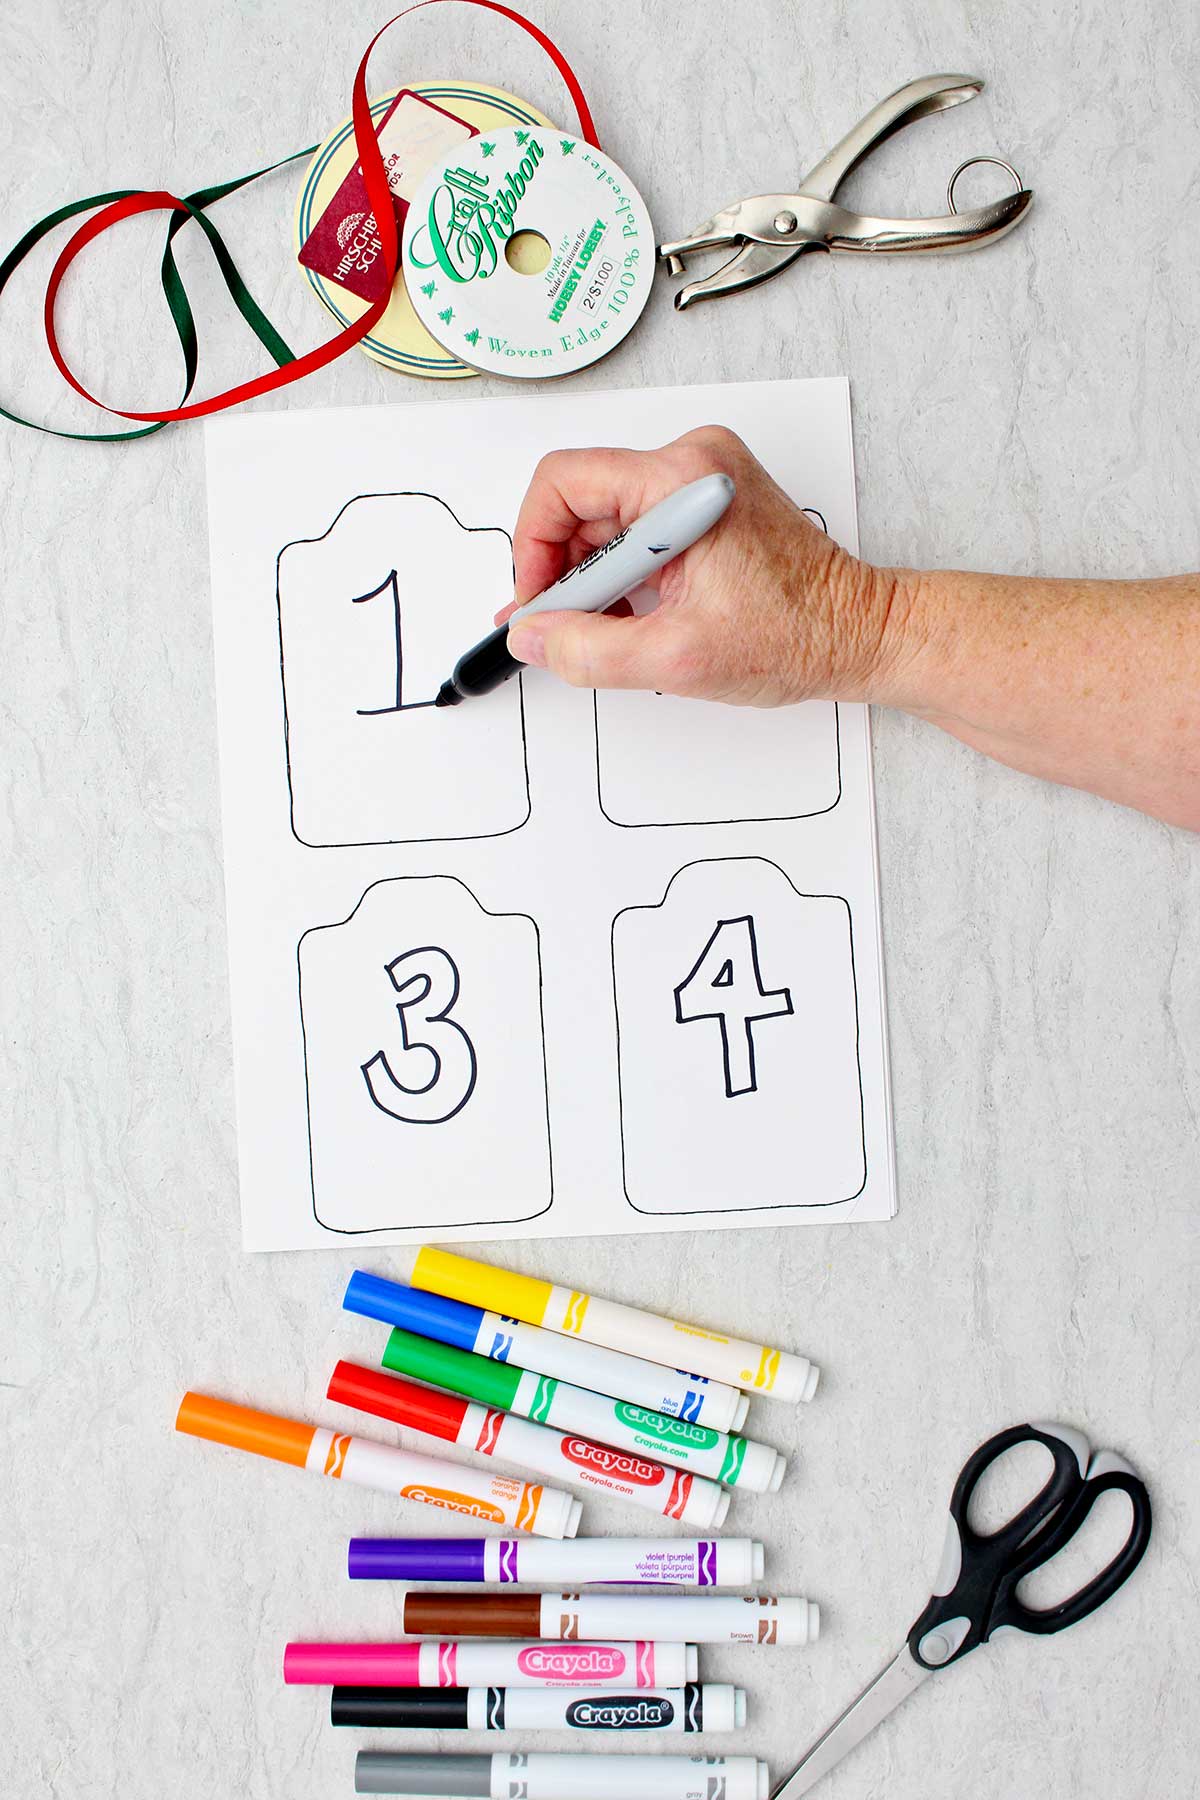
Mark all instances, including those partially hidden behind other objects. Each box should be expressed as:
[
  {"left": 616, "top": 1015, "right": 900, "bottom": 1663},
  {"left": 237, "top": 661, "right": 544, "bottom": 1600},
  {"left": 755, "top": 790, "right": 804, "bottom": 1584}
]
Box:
[{"left": 356, "top": 1752, "right": 489, "bottom": 1796}]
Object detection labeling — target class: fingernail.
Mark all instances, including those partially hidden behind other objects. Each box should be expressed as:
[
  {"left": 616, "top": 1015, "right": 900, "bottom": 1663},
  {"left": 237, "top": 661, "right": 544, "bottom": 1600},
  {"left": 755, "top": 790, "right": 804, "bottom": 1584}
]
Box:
[{"left": 507, "top": 626, "right": 547, "bottom": 668}]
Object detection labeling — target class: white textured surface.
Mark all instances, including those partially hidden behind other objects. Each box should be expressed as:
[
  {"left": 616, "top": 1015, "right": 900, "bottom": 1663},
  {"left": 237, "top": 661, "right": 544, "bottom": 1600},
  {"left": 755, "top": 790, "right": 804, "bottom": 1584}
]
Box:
[{"left": 1, "top": 3, "right": 1197, "bottom": 1797}]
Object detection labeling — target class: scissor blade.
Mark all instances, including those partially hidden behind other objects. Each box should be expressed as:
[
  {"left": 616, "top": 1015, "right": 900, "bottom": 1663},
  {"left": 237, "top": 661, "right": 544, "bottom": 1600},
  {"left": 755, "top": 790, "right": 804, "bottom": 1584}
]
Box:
[{"left": 771, "top": 1647, "right": 932, "bottom": 1798}]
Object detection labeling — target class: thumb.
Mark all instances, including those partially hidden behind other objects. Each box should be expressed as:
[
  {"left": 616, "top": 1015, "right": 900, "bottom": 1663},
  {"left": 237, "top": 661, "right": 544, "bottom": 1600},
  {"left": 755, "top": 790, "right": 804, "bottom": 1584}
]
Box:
[{"left": 507, "top": 608, "right": 682, "bottom": 692}]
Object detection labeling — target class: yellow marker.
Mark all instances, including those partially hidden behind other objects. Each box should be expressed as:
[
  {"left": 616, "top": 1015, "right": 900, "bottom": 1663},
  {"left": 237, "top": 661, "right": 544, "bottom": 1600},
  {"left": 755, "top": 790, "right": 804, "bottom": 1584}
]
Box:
[{"left": 399, "top": 1248, "right": 819, "bottom": 1404}]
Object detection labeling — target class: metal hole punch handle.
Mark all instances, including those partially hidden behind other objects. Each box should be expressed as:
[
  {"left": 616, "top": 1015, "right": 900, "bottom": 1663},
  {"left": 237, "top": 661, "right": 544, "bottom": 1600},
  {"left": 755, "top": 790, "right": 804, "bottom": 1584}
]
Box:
[{"left": 801, "top": 72, "right": 986, "bottom": 204}]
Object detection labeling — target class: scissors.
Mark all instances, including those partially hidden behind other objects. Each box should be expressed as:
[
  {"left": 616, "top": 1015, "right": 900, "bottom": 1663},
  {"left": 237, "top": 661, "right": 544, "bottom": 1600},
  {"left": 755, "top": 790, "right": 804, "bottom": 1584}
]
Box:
[
  {"left": 772, "top": 1422, "right": 1152, "bottom": 1797},
  {"left": 659, "top": 74, "right": 1033, "bottom": 309}
]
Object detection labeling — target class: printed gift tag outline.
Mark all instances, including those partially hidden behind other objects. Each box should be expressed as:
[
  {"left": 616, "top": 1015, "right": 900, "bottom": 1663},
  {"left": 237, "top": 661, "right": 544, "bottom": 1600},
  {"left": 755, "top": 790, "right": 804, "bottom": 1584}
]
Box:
[
  {"left": 299, "top": 874, "right": 553, "bottom": 1235},
  {"left": 276, "top": 492, "right": 531, "bottom": 849},
  {"left": 591, "top": 512, "right": 841, "bottom": 830},
  {"left": 612, "top": 857, "right": 868, "bottom": 1215},
  {"left": 592, "top": 698, "right": 843, "bottom": 830}
]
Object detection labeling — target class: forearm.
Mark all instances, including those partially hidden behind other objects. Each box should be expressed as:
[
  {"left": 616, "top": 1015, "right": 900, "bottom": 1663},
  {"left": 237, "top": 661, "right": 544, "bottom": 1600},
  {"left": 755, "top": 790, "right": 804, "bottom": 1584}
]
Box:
[{"left": 872, "top": 565, "right": 1200, "bottom": 831}]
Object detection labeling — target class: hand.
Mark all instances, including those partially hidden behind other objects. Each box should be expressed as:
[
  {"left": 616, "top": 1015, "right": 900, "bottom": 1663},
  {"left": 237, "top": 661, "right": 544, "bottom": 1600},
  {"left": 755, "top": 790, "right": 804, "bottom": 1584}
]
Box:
[{"left": 498, "top": 426, "right": 912, "bottom": 707}]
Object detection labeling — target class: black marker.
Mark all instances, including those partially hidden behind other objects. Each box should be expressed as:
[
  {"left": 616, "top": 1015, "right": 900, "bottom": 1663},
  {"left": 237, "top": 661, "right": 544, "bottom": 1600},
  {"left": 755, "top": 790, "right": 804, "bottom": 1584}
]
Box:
[
  {"left": 331, "top": 1683, "right": 743, "bottom": 1731},
  {"left": 434, "top": 473, "right": 735, "bottom": 706}
]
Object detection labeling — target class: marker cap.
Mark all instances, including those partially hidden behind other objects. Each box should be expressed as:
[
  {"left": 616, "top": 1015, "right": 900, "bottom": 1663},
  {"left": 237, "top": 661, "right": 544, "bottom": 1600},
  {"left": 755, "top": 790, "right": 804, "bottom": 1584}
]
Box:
[
  {"left": 344, "top": 1270, "right": 484, "bottom": 1353},
  {"left": 332, "top": 1688, "right": 470, "bottom": 1729},
  {"left": 285, "top": 1643, "right": 422, "bottom": 1685},
  {"left": 382, "top": 1326, "right": 522, "bottom": 1413},
  {"left": 349, "top": 1538, "right": 489, "bottom": 1582},
  {"left": 356, "top": 1752, "right": 489, "bottom": 1796},
  {"left": 328, "top": 1362, "right": 466, "bottom": 1442},
  {"left": 731, "top": 1393, "right": 751, "bottom": 1431},
  {"left": 174, "top": 1392, "right": 314, "bottom": 1469},
  {"left": 686, "top": 1646, "right": 699, "bottom": 1680},
  {"left": 410, "top": 1245, "right": 551, "bottom": 1322}
]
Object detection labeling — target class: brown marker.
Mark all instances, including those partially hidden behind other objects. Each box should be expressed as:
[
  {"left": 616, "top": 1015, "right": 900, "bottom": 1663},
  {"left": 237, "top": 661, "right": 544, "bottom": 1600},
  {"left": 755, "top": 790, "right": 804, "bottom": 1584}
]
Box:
[{"left": 399, "top": 1592, "right": 819, "bottom": 1646}]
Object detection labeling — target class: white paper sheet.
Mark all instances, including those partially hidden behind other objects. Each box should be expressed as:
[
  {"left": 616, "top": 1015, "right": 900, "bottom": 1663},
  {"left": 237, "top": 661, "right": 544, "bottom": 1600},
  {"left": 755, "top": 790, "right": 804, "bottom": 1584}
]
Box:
[{"left": 204, "top": 378, "right": 895, "bottom": 1250}]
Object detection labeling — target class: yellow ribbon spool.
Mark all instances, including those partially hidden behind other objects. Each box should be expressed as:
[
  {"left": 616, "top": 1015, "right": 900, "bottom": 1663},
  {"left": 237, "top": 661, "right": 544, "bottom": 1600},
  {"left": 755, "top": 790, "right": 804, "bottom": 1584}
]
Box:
[{"left": 293, "top": 81, "right": 556, "bottom": 380}]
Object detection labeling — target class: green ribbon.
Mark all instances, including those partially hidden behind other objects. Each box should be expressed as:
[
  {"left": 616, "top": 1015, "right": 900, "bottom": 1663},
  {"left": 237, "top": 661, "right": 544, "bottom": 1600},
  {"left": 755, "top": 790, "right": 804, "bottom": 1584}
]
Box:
[{"left": 0, "top": 146, "right": 315, "bottom": 442}]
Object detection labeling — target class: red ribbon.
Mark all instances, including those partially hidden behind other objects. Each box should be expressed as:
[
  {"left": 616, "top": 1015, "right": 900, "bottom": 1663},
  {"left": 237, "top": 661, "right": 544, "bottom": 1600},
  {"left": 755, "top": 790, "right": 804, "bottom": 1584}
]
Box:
[{"left": 39, "top": 2, "right": 597, "bottom": 426}]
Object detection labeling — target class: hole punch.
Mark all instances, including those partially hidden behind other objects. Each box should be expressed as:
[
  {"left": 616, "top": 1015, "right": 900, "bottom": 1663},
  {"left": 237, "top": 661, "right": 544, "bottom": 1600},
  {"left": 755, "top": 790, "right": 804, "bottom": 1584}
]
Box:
[{"left": 658, "top": 73, "right": 1034, "bottom": 310}]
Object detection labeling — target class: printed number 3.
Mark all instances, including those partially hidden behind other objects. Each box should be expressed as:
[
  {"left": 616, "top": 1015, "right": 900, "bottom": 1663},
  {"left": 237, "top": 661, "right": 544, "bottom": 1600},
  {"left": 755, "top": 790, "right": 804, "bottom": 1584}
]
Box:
[
  {"left": 361, "top": 946, "right": 478, "bottom": 1123},
  {"left": 674, "top": 915, "right": 793, "bottom": 1098}
]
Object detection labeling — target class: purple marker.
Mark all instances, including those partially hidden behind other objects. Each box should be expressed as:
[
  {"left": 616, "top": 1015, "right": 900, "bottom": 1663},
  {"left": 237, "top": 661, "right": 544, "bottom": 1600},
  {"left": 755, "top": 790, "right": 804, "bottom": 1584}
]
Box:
[{"left": 348, "top": 1538, "right": 765, "bottom": 1586}]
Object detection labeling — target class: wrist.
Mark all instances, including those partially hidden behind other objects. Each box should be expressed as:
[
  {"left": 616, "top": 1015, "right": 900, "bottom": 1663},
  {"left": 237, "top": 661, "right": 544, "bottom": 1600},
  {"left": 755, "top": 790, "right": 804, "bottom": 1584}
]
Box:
[{"left": 857, "top": 559, "right": 942, "bottom": 711}]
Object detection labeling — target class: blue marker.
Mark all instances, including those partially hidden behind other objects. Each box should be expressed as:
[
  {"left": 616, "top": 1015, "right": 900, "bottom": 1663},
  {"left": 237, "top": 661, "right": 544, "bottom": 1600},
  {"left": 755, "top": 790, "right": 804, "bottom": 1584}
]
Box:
[{"left": 342, "top": 1271, "right": 750, "bottom": 1433}]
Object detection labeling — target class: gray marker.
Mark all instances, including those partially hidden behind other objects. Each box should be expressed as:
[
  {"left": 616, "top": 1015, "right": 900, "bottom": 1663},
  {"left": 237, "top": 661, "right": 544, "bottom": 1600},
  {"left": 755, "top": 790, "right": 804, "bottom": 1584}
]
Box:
[
  {"left": 355, "top": 1750, "right": 770, "bottom": 1799},
  {"left": 434, "top": 473, "right": 735, "bottom": 706}
]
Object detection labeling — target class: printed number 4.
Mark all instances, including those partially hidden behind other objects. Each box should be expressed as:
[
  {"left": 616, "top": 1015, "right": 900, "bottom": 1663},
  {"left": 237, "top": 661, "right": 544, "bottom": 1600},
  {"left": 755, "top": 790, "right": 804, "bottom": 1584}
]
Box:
[
  {"left": 361, "top": 946, "right": 478, "bottom": 1123},
  {"left": 674, "top": 916, "right": 793, "bottom": 1098}
]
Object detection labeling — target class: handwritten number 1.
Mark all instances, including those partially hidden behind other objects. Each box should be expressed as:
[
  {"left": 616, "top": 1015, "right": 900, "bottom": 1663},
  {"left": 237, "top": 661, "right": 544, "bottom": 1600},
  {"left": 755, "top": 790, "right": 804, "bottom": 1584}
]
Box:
[
  {"left": 353, "top": 569, "right": 405, "bottom": 715},
  {"left": 675, "top": 915, "right": 793, "bottom": 1098}
]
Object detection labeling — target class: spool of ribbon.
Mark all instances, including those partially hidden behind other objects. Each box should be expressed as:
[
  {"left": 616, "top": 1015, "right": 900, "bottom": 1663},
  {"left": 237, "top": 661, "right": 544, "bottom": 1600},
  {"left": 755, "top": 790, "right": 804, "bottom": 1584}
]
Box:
[{"left": 0, "top": 1, "right": 597, "bottom": 441}]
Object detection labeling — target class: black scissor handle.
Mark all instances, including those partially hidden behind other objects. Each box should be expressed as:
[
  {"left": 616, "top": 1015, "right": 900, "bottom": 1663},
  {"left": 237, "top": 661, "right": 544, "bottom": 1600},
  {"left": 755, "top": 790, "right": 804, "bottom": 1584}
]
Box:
[
  {"left": 994, "top": 1452, "right": 1152, "bottom": 1637},
  {"left": 952, "top": 1421, "right": 1088, "bottom": 1561},
  {"left": 907, "top": 1422, "right": 1150, "bottom": 1672}
]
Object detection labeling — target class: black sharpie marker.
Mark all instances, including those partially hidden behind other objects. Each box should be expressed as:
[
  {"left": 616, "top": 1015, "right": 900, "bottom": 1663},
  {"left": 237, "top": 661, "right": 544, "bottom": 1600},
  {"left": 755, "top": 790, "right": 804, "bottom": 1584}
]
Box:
[{"left": 434, "top": 473, "right": 735, "bottom": 707}]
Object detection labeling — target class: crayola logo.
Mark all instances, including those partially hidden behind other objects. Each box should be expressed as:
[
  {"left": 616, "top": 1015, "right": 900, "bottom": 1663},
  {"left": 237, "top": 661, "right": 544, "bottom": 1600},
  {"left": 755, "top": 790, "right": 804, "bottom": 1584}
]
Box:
[
  {"left": 561, "top": 1439, "right": 664, "bottom": 1486},
  {"left": 398, "top": 1486, "right": 506, "bottom": 1523},
  {"left": 517, "top": 1646, "right": 625, "bottom": 1679},
  {"left": 614, "top": 1402, "right": 720, "bottom": 1450},
  {"left": 566, "top": 1696, "right": 674, "bottom": 1729}
]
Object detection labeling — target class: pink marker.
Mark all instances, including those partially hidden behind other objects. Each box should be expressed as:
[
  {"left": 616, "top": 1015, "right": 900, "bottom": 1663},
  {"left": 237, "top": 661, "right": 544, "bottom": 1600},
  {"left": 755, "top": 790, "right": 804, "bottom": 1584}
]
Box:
[{"left": 283, "top": 1640, "right": 698, "bottom": 1689}]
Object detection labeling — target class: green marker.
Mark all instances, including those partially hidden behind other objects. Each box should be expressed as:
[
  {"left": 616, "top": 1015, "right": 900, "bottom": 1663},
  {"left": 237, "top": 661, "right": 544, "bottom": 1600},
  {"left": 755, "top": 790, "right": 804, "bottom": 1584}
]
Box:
[{"left": 381, "top": 1328, "right": 786, "bottom": 1494}]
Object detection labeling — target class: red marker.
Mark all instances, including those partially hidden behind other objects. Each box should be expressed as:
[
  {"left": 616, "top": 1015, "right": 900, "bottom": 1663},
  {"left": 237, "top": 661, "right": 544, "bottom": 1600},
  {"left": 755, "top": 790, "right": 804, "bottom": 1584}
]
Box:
[{"left": 327, "top": 1363, "right": 731, "bottom": 1528}]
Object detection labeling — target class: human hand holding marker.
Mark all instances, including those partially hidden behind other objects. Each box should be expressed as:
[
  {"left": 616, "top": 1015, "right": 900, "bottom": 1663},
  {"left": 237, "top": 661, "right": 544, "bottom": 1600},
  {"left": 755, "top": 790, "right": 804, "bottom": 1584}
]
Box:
[
  {"left": 502, "top": 427, "right": 1200, "bottom": 830},
  {"left": 436, "top": 472, "right": 735, "bottom": 705},
  {"left": 500, "top": 426, "right": 884, "bottom": 703}
]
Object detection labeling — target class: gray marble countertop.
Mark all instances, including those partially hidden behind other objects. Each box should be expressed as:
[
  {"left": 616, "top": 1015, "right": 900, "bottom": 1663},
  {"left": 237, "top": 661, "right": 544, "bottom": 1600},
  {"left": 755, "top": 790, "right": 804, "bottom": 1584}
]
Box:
[{"left": 2, "top": 2, "right": 1197, "bottom": 1796}]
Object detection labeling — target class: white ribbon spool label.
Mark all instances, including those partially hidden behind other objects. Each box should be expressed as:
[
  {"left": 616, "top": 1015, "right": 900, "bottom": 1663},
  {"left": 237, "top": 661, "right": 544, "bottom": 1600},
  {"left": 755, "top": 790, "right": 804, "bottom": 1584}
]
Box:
[{"left": 403, "top": 127, "right": 655, "bottom": 378}]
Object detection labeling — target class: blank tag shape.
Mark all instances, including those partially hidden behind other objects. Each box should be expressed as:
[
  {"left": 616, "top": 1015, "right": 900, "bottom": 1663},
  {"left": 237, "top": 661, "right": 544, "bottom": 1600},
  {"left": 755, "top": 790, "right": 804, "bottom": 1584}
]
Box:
[
  {"left": 595, "top": 690, "right": 841, "bottom": 827},
  {"left": 299, "top": 875, "right": 552, "bottom": 1233},
  {"left": 612, "top": 857, "right": 866, "bottom": 1213},
  {"left": 277, "top": 493, "right": 529, "bottom": 846}
]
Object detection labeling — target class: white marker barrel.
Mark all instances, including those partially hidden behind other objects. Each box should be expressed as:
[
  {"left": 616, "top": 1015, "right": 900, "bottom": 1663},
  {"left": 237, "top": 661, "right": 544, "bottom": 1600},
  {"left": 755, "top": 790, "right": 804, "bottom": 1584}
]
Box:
[
  {"left": 506, "top": 1372, "right": 784, "bottom": 1492},
  {"left": 477, "top": 1311, "right": 750, "bottom": 1431},
  {"left": 472, "top": 1408, "right": 732, "bottom": 1529}
]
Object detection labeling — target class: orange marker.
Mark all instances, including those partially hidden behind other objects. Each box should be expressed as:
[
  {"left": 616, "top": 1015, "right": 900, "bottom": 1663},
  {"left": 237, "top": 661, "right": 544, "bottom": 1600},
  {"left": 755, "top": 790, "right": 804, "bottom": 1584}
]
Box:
[{"left": 175, "top": 1393, "right": 582, "bottom": 1538}]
